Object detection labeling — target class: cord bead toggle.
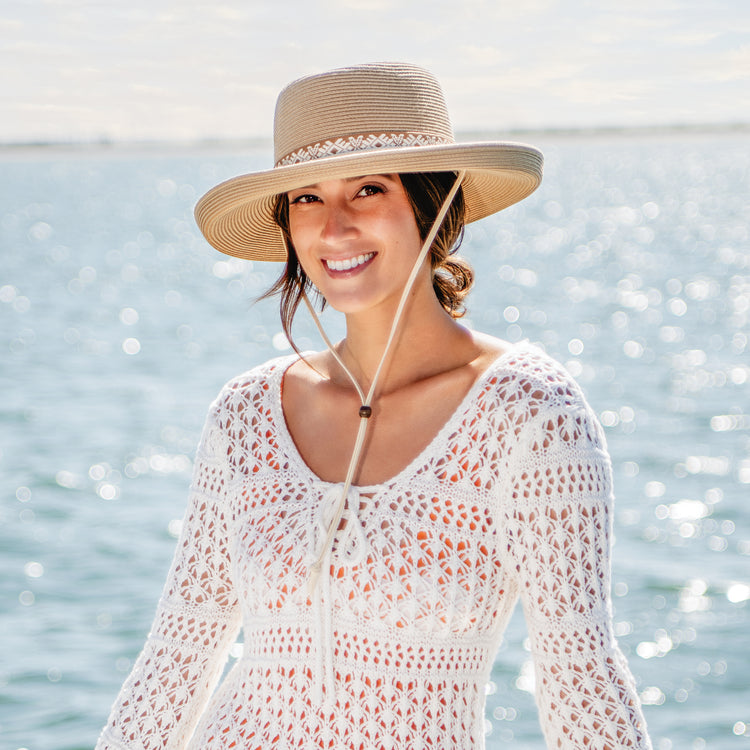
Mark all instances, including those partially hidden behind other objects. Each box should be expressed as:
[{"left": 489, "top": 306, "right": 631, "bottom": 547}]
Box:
[{"left": 359, "top": 405, "right": 372, "bottom": 419}]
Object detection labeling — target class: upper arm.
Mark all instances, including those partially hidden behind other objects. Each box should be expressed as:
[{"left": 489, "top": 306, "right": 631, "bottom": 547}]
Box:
[
  {"left": 500, "top": 366, "right": 651, "bottom": 748},
  {"left": 96, "top": 390, "right": 243, "bottom": 749}
]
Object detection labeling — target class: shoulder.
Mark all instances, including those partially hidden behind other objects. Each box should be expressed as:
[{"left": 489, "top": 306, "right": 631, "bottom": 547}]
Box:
[
  {"left": 193, "top": 353, "right": 301, "bottom": 472},
  {"left": 485, "top": 342, "right": 587, "bottom": 408},
  {"left": 482, "top": 342, "right": 605, "bottom": 450},
  {"left": 208, "top": 353, "right": 300, "bottom": 420}
]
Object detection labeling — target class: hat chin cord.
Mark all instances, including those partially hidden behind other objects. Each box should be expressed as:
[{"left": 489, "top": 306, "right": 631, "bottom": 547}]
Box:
[
  {"left": 285, "top": 171, "right": 465, "bottom": 704},
  {"left": 301, "top": 169, "right": 466, "bottom": 596}
]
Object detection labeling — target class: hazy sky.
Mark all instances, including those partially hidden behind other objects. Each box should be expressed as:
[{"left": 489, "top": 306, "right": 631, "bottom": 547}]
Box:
[{"left": 2, "top": 0, "right": 749, "bottom": 143}]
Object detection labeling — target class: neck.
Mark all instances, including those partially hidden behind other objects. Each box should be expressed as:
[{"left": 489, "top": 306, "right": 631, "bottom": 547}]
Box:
[{"left": 334, "top": 285, "right": 470, "bottom": 397}]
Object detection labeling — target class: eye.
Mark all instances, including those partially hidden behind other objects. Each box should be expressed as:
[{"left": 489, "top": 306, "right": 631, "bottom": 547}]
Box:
[
  {"left": 289, "top": 193, "right": 320, "bottom": 205},
  {"left": 356, "top": 184, "right": 384, "bottom": 198}
]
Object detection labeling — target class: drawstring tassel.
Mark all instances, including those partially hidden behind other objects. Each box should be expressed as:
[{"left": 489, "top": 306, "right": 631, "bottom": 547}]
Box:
[{"left": 307, "top": 560, "right": 323, "bottom": 598}]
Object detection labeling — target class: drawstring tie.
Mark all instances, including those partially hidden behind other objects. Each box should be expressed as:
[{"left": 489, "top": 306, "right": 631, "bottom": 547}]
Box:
[
  {"left": 306, "top": 483, "right": 367, "bottom": 704},
  {"left": 308, "top": 483, "right": 367, "bottom": 568},
  {"left": 298, "top": 170, "right": 466, "bottom": 703}
]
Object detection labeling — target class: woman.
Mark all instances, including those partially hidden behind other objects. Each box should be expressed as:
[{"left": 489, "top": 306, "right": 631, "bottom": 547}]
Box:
[{"left": 96, "top": 63, "right": 652, "bottom": 749}]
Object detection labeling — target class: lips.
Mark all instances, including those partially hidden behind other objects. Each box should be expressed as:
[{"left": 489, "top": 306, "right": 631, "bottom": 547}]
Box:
[{"left": 324, "top": 252, "right": 375, "bottom": 272}]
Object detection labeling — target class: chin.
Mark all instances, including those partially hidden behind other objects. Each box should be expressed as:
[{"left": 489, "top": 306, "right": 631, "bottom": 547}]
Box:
[
  {"left": 325, "top": 298, "right": 374, "bottom": 316},
  {"left": 323, "top": 290, "right": 392, "bottom": 317}
]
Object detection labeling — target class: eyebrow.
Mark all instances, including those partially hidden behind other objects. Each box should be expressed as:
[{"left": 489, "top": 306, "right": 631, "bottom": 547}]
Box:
[
  {"left": 291, "top": 174, "right": 396, "bottom": 191},
  {"left": 343, "top": 174, "right": 394, "bottom": 182}
]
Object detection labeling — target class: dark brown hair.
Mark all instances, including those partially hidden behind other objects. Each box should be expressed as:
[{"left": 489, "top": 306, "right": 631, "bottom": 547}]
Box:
[{"left": 263, "top": 171, "right": 473, "bottom": 343}]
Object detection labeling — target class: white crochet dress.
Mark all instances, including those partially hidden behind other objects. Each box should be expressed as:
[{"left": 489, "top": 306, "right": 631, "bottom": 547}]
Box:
[{"left": 96, "top": 344, "right": 652, "bottom": 749}]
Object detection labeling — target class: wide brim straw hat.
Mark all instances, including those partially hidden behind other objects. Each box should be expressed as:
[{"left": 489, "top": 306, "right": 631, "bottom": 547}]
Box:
[{"left": 195, "top": 62, "right": 543, "bottom": 262}]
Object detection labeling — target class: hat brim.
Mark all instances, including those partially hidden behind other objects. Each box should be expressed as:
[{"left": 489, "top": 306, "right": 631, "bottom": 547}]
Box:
[{"left": 194, "top": 141, "right": 543, "bottom": 261}]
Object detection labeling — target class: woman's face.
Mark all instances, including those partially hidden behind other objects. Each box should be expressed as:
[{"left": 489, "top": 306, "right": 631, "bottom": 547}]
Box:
[{"left": 286, "top": 174, "right": 426, "bottom": 317}]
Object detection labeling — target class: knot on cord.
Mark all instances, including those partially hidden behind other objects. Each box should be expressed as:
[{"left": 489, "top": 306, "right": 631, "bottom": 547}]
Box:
[{"left": 308, "top": 483, "right": 368, "bottom": 573}]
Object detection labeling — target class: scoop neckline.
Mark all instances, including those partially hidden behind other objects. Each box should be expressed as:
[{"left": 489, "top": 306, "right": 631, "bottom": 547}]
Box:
[{"left": 270, "top": 343, "right": 527, "bottom": 492}]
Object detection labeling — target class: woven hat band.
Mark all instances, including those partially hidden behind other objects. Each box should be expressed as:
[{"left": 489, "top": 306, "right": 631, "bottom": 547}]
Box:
[
  {"left": 275, "top": 132, "right": 452, "bottom": 167},
  {"left": 273, "top": 63, "right": 455, "bottom": 165}
]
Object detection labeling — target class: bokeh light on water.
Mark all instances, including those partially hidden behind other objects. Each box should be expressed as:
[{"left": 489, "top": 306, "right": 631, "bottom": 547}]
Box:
[{"left": 1, "top": 132, "right": 748, "bottom": 748}]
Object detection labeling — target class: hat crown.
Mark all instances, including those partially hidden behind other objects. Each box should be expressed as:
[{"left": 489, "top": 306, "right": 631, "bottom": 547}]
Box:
[{"left": 273, "top": 63, "right": 455, "bottom": 167}]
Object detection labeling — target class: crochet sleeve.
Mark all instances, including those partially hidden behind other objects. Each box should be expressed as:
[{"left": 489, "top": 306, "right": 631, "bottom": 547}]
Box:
[
  {"left": 503, "top": 367, "right": 652, "bottom": 749},
  {"left": 96, "top": 393, "right": 241, "bottom": 749}
]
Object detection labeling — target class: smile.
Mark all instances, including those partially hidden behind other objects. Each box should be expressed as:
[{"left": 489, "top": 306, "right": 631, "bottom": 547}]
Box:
[{"left": 324, "top": 253, "right": 375, "bottom": 272}]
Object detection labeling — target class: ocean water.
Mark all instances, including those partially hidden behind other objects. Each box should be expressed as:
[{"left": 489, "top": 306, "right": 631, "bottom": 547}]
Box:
[{"left": 1, "top": 132, "right": 748, "bottom": 749}]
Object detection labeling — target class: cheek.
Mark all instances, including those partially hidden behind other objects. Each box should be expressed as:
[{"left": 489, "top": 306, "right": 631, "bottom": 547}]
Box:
[
  {"left": 287, "top": 220, "right": 314, "bottom": 263},
  {"left": 292, "top": 243, "right": 318, "bottom": 279},
  {"left": 287, "top": 216, "right": 303, "bottom": 248},
  {"left": 288, "top": 231, "right": 325, "bottom": 283},
  {"left": 391, "top": 209, "right": 423, "bottom": 253}
]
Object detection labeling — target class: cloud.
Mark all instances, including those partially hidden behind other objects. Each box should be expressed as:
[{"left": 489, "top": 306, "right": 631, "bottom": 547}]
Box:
[
  {"left": 719, "top": 44, "right": 750, "bottom": 80},
  {"left": 329, "top": 0, "right": 397, "bottom": 9},
  {"left": 686, "top": 43, "right": 750, "bottom": 83},
  {"left": 0, "top": 17, "right": 22, "bottom": 32},
  {"left": 457, "top": 45, "right": 509, "bottom": 67},
  {"left": 666, "top": 31, "right": 722, "bottom": 46}
]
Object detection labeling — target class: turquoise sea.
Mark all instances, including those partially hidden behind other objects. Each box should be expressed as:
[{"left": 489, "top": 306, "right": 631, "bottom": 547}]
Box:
[{"left": 1, "top": 131, "right": 748, "bottom": 749}]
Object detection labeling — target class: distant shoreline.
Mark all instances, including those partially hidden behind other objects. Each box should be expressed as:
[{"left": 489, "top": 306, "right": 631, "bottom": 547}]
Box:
[{"left": 1, "top": 122, "right": 748, "bottom": 154}]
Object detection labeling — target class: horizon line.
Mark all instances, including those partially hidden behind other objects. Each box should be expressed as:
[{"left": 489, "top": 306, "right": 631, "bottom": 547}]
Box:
[{"left": 1, "top": 121, "right": 748, "bottom": 152}]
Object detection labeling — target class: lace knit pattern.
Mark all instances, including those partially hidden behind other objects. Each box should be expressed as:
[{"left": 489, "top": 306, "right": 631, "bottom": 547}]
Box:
[{"left": 96, "top": 344, "right": 652, "bottom": 749}]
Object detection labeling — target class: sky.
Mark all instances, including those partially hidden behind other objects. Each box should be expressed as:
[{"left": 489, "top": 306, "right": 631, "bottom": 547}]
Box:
[{"left": 1, "top": 0, "right": 749, "bottom": 144}]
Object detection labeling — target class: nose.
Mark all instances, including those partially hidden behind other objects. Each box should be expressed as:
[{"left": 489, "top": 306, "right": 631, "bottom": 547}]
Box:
[{"left": 320, "top": 198, "right": 358, "bottom": 244}]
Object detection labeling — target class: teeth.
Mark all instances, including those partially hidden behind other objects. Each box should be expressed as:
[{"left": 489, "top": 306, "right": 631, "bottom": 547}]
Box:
[{"left": 325, "top": 253, "right": 374, "bottom": 272}]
